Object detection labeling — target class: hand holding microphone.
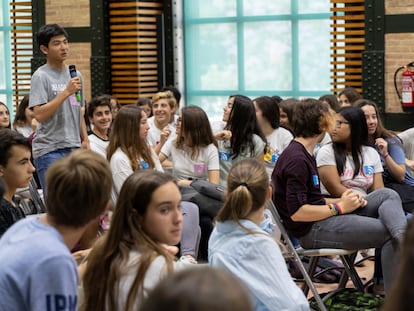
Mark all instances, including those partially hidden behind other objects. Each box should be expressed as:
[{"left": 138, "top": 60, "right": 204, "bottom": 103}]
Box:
[{"left": 68, "top": 65, "right": 81, "bottom": 103}]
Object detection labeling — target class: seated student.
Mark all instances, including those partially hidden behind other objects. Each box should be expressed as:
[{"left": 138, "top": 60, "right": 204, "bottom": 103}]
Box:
[
  {"left": 160, "top": 85, "right": 181, "bottom": 124},
  {"left": 108, "top": 105, "right": 200, "bottom": 262},
  {"left": 147, "top": 91, "right": 177, "bottom": 155},
  {"left": 316, "top": 106, "right": 403, "bottom": 280},
  {"left": 253, "top": 96, "right": 293, "bottom": 178},
  {"left": 215, "top": 95, "right": 266, "bottom": 186},
  {"left": 397, "top": 127, "right": 414, "bottom": 174},
  {"left": 355, "top": 99, "right": 414, "bottom": 212},
  {"left": 159, "top": 105, "right": 219, "bottom": 185},
  {"left": 338, "top": 86, "right": 361, "bottom": 107},
  {"left": 87, "top": 95, "right": 112, "bottom": 158},
  {"left": 81, "top": 170, "right": 194, "bottom": 311},
  {"left": 316, "top": 106, "right": 385, "bottom": 197},
  {"left": 209, "top": 159, "right": 309, "bottom": 311},
  {"left": 140, "top": 266, "right": 254, "bottom": 311},
  {"left": 319, "top": 94, "right": 340, "bottom": 112},
  {"left": 0, "top": 102, "right": 11, "bottom": 129},
  {"left": 278, "top": 98, "right": 298, "bottom": 133},
  {"left": 109, "top": 95, "right": 121, "bottom": 120},
  {"left": 272, "top": 98, "right": 406, "bottom": 293},
  {"left": 13, "top": 94, "right": 36, "bottom": 138},
  {"left": 0, "top": 129, "right": 36, "bottom": 237},
  {"left": 137, "top": 97, "right": 153, "bottom": 117},
  {"left": 0, "top": 149, "right": 112, "bottom": 311}
]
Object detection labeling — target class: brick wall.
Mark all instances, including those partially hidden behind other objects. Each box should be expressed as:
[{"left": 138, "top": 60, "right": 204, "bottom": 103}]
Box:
[
  {"left": 384, "top": 2, "right": 414, "bottom": 112},
  {"left": 44, "top": 0, "right": 92, "bottom": 102}
]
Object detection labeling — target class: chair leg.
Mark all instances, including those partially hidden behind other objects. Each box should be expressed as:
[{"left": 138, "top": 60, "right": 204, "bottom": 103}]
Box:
[
  {"left": 339, "top": 254, "right": 365, "bottom": 291},
  {"left": 301, "top": 256, "right": 319, "bottom": 296},
  {"left": 291, "top": 256, "right": 327, "bottom": 311}
]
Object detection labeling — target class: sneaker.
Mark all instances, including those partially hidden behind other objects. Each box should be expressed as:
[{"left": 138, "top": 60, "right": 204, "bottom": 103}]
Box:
[{"left": 179, "top": 255, "right": 198, "bottom": 264}]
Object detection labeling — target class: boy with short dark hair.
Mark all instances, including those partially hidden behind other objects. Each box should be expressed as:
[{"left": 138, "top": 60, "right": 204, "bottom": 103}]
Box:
[
  {"left": 0, "top": 129, "right": 35, "bottom": 237},
  {"left": 0, "top": 150, "right": 112, "bottom": 311},
  {"left": 87, "top": 95, "right": 112, "bottom": 158}
]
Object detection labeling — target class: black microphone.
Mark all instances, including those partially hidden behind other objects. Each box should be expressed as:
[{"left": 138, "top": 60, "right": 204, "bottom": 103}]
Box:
[{"left": 68, "top": 64, "right": 81, "bottom": 103}]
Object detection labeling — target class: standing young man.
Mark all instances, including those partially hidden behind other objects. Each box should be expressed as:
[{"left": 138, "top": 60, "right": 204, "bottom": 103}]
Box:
[
  {"left": 29, "top": 23, "right": 89, "bottom": 190},
  {"left": 0, "top": 150, "right": 112, "bottom": 311}
]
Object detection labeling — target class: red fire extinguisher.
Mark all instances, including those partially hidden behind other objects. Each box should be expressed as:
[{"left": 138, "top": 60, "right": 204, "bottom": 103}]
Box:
[{"left": 394, "top": 62, "right": 414, "bottom": 111}]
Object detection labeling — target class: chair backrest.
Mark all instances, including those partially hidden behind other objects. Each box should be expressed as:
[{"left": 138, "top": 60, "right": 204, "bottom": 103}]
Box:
[{"left": 29, "top": 178, "right": 46, "bottom": 213}]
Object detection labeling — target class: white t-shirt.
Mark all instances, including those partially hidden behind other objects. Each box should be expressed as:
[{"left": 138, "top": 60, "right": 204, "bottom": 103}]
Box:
[
  {"left": 110, "top": 147, "right": 163, "bottom": 200},
  {"left": 264, "top": 127, "right": 293, "bottom": 178},
  {"left": 14, "top": 125, "right": 33, "bottom": 138},
  {"left": 161, "top": 140, "right": 219, "bottom": 181},
  {"left": 88, "top": 133, "right": 109, "bottom": 158},
  {"left": 114, "top": 250, "right": 190, "bottom": 311},
  {"left": 316, "top": 144, "right": 383, "bottom": 195},
  {"left": 147, "top": 117, "right": 177, "bottom": 147}
]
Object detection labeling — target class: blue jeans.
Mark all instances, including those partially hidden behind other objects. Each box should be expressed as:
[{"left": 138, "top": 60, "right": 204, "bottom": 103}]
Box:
[
  {"left": 299, "top": 188, "right": 406, "bottom": 292},
  {"left": 34, "top": 148, "right": 77, "bottom": 192}
]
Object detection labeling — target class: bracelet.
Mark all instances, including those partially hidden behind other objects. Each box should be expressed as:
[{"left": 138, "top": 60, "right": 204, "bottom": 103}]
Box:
[
  {"left": 334, "top": 202, "right": 343, "bottom": 215},
  {"left": 328, "top": 203, "right": 338, "bottom": 216},
  {"left": 383, "top": 153, "right": 389, "bottom": 159}
]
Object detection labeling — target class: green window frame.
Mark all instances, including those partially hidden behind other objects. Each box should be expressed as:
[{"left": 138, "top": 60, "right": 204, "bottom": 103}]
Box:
[{"left": 182, "top": 0, "right": 332, "bottom": 119}]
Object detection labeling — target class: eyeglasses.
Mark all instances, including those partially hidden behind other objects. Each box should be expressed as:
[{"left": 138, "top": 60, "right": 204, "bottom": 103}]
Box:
[{"left": 335, "top": 120, "right": 349, "bottom": 128}]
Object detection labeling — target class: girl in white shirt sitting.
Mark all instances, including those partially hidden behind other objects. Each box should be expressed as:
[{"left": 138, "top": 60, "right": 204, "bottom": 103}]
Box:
[
  {"left": 81, "top": 170, "right": 193, "bottom": 311},
  {"left": 107, "top": 105, "right": 200, "bottom": 263},
  {"left": 159, "top": 105, "right": 219, "bottom": 185}
]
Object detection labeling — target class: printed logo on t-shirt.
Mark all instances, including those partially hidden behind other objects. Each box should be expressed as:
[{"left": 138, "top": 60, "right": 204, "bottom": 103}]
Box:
[
  {"left": 363, "top": 165, "right": 375, "bottom": 175},
  {"left": 219, "top": 151, "right": 231, "bottom": 162},
  {"left": 312, "top": 174, "right": 319, "bottom": 186},
  {"left": 194, "top": 163, "right": 206, "bottom": 174},
  {"left": 69, "top": 96, "right": 80, "bottom": 107},
  {"left": 141, "top": 159, "right": 149, "bottom": 169},
  {"left": 264, "top": 146, "right": 280, "bottom": 163},
  {"left": 46, "top": 294, "right": 77, "bottom": 311}
]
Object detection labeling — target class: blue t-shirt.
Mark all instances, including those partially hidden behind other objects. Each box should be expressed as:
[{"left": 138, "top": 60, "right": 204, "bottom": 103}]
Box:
[
  {"left": 0, "top": 217, "right": 78, "bottom": 311},
  {"left": 380, "top": 137, "right": 414, "bottom": 186}
]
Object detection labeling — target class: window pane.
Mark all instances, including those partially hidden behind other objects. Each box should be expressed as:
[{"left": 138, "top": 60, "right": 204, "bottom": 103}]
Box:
[
  {"left": 0, "top": 4, "right": 3, "bottom": 26},
  {"left": 244, "top": 21, "right": 292, "bottom": 91},
  {"left": 186, "top": 95, "right": 228, "bottom": 123},
  {"left": 297, "top": 0, "right": 331, "bottom": 14},
  {"left": 243, "top": 0, "right": 290, "bottom": 16},
  {"left": 185, "top": 23, "right": 238, "bottom": 91},
  {"left": 184, "top": 0, "right": 236, "bottom": 18},
  {"left": 298, "top": 20, "right": 331, "bottom": 91}
]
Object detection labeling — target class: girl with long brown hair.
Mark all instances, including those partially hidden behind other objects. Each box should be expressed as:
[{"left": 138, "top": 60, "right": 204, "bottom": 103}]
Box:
[
  {"left": 81, "top": 170, "right": 191, "bottom": 311},
  {"left": 107, "top": 105, "right": 200, "bottom": 263}
]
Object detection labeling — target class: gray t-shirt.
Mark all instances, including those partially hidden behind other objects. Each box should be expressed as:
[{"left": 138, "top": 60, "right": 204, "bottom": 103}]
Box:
[{"left": 29, "top": 64, "right": 83, "bottom": 158}]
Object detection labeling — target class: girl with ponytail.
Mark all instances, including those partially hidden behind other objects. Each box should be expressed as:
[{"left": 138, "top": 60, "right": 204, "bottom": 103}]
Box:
[{"left": 208, "top": 159, "right": 308, "bottom": 311}]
